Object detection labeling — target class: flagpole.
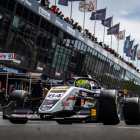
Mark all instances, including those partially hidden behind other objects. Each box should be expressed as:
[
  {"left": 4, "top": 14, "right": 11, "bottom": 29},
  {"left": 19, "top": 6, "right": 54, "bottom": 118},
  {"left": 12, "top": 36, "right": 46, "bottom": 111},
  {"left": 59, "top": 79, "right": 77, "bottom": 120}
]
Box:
[
  {"left": 55, "top": 0, "right": 56, "bottom": 6},
  {"left": 94, "top": 0, "right": 97, "bottom": 36},
  {"left": 137, "top": 44, "right": 139, "bottom": 68},
  {"left": 70, "top": 0, "right": 73, "bottom": 20},
  {"left": 117, "top": 23, "right": 120, "bottom": 53},
  {"left": 133, "top": 40, "right": 135, "bottom": 64},
  {"left": 123, "top": 28, "right": 126, "bottom": 59},
  {"left": 111, "top": 15, "right": 113, "bottom": 49},
  {"left": 128, "top": 34, "right": 131, "bottom": 63},
  {"left": 83, "top": 0, "right": 86, "bottom": 30},
  {"left": 103, "top": 7, "right": 107, "bottom": 45}
]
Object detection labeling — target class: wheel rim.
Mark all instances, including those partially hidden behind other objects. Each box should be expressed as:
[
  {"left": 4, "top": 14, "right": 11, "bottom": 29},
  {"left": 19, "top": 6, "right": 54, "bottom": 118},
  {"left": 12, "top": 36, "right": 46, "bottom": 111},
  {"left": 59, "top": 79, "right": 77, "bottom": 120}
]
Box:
[{"left": 117, "top": 97, "right": 121, "bottom": 120}]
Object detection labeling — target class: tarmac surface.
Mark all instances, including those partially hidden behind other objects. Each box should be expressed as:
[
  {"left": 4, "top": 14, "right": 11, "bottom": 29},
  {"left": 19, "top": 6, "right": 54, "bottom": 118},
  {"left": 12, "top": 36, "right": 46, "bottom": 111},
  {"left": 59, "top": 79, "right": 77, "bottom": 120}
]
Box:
[{"left": 0, "top": 112, "right": 140, "bottom": 140}]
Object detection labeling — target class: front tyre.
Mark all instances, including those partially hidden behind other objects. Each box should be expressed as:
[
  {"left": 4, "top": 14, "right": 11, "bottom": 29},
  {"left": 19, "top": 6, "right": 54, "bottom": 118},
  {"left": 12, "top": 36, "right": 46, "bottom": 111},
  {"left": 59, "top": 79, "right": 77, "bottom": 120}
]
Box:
[
  {"left": 124, "top": 97, "right": 140, "bottom": 125},
  {"left": 99, "top": 90, "right": 121, "bottom": 125}
]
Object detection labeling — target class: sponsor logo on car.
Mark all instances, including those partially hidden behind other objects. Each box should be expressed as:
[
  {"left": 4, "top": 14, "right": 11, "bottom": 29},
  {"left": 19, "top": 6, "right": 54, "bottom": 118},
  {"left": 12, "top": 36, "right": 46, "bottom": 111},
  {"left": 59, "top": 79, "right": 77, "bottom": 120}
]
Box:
[
  {"left": 91, "top": 109, "right": 96, "bottom": 116},
  {"left": 48, "top": 100, "right": 53, "bottom": 103},
  {"left": 81, "top": 99, "right": 84, "bottom": 107},
  {"left": 82, "top": 91, "right": 87, "bottom": 97},
  {"left": 62, "top": 102, "right": 69, "bottom": 107}
]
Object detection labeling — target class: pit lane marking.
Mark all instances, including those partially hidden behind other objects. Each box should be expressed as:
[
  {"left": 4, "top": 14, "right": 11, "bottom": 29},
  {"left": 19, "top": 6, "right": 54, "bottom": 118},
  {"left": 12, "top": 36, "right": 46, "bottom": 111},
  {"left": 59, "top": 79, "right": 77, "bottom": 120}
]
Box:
[{"left": 84, "top": 125, "right": 140, "bottom": 130}]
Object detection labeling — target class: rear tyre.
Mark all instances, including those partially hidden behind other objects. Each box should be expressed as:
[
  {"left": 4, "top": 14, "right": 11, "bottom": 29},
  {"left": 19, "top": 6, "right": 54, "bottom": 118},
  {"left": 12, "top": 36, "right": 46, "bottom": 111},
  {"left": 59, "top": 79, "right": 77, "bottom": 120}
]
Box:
[
  {"left": 8, "top": 90, "right": 30, "bottom": 107},
  {"left": 99, "top": 90, "right": 121, "bottom": 125},
  {"left": 124, "top": 97, "right": 140, "bottom": 125}
]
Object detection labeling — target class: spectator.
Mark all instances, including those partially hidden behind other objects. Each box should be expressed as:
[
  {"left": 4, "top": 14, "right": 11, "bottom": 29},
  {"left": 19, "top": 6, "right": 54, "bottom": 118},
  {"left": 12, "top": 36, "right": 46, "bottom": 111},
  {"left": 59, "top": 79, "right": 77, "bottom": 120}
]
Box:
[
  {"left": 69, "top": 19, "right": 74, "bottom": 26},
  {"left": 25, "top": 86, "right": 29, "bottom": 92},
  {"left": 73, "top": 22, "right": 78, "bottom": 29},
  {"left": 99, "top": 42, "right": 102, "bottom": 47},
  {"left": 19, "top": 86, "right": 23, "bottom": 90},
  {"left": 32, "top": 80, "right": 43, "bottom": 98},
  {"left": 11, "top": 86, "right": 16, "bottom": 93},
  {"left": 94, "top": 38, "right": 98, "bottom": 43},
  {"left": 102, "top": 44, "right": 106, "bottom": 49},
  {"left": 51, "top": 5, "right": 57, "bottom": 14},
  {"left": 91, "top": 34, "right": 95, "bottom": 41},
  {"left": 57, "top": 11, "right": 62, "bottom": 17},
  {"left": 56, "top": 8, "right": 59, "bottom": 14},
  {"left": 83, "top": 29, "right": 87, "bottom": 37},
  {"left": 64, "top": 17, "right": 70, "bottom": 23},
  {"left": 43, "top": 83, "right": 49, "bottom": 97},
  {"left": 41, "top": 0, "right": 50, "bottom": 8},
  {"left": 78, "top": 25, "right": 82, "bottom": 32},
  {"left": 60, "top": 14, "right": 64, "bottom": 20}
]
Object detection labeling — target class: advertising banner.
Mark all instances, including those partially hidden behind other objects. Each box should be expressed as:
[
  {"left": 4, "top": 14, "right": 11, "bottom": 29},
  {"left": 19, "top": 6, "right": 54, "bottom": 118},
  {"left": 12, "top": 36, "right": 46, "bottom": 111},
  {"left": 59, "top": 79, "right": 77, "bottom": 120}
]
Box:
[
  {"left": 0, "top": 53, "right": 15, "bottom": 60},
  {"left": 0, "top": 64, "right": 22, "bottom": 73}
]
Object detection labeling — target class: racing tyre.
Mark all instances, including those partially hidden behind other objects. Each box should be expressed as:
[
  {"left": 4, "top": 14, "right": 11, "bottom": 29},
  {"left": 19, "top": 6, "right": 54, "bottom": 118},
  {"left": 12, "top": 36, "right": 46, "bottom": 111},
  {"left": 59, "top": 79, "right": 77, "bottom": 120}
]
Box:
[
  {"left": 99, "top": 90, "right": 121, "bottom": 125},
  {"left": 8, "top": 90, "right": 30, "bottom": 107},
  {"left": 124, "top": 97, "right": 140, "bottom": 125}
]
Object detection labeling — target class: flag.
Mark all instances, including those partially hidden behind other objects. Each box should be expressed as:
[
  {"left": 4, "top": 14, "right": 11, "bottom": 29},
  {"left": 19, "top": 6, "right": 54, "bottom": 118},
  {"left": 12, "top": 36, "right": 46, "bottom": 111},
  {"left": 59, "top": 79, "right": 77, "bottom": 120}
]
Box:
[
  {"left": 58, "top": 0, "right": 85, "bottom": 6},
  {"left": 90, "top": 8, "right": 106, "bottom": 20},
  {"left": 107, "top": 23, "right": 119, "bottom": 35},
  {"left": 79, "top": 0, "right": 97, "bottom": 12},
  {"left": 58, "top": 0, "right": 68, "bottom": 6},
  {"left": 124, "top": 36, "right": 130, "bottom": 53},
  {"left": 114, "top": 30, "right": 125, "bottom": 40},
  {"left": 131, "top": 44, "right": 138, "bottom": 60},
  {"left": 136, "top": 49, "right": 140, "bottom": 60},
  {"left": 101, "top": 17, "right": 112, "bottom": 28},
  {"left": 126, "top": 40, "right": 134, "bottom": 57}
]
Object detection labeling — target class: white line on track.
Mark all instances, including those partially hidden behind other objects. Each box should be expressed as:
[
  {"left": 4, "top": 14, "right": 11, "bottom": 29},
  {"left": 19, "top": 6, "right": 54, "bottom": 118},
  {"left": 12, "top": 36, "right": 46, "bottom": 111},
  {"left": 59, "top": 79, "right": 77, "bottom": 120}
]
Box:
[{"left": 85, "top": 125, "right": 140, "bottom": 130}]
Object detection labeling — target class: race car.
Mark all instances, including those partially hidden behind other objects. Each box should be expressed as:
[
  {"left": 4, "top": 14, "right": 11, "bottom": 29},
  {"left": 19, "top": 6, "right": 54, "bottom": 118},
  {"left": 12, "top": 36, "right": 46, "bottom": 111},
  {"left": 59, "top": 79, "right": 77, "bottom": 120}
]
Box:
[{"left": 3, "top": 77, "right": 140, "bottom": 125}]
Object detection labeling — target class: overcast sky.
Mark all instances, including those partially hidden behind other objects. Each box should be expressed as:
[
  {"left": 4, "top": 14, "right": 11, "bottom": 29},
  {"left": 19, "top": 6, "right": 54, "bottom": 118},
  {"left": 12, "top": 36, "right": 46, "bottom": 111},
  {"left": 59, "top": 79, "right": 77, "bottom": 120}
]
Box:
[{"left": 49, "top": 0, "right": 140, "bottom": 69}]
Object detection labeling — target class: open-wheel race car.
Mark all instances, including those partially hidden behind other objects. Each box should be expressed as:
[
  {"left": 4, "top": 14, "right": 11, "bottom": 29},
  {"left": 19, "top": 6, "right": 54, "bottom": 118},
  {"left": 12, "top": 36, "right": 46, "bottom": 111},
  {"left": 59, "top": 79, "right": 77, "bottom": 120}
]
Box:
[{"left": 3, "top": 77, "right": 140, "bottom": 125}]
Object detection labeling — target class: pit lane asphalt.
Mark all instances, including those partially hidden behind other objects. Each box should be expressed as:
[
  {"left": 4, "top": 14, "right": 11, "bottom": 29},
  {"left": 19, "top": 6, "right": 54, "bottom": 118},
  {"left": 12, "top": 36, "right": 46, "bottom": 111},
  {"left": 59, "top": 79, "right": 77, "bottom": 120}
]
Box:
[{"left": 0, "top": 112, "right": 140, "bottom": 140}]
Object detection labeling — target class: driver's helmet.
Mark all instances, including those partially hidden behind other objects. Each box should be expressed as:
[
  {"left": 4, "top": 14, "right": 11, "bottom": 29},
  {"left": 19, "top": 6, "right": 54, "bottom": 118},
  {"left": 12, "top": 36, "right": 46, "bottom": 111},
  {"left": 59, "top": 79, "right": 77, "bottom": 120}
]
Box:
[{"left": 77, "top": 80, "right": 91, "bottom": 89}]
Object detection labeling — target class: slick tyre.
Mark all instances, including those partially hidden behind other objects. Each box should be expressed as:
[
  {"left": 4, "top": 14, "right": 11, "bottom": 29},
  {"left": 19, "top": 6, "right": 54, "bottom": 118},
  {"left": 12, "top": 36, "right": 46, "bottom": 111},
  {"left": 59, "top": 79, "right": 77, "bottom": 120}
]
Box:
[
  {"left": 99, "top": 90, "right": 121, "bottom": 125},
  {"left": 8, "top": 90, "right": 30, "bottom": 107},
  {"left": 124, "top": 97, "right": 140, "bottom": 125}
]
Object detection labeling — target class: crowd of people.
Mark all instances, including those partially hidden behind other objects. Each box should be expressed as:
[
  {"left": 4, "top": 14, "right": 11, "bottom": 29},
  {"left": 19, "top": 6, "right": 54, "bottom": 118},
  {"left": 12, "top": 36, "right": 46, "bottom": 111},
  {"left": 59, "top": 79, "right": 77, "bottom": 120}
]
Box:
[{"left": 37, "top": 0, "right": 139, "bottom": 72}]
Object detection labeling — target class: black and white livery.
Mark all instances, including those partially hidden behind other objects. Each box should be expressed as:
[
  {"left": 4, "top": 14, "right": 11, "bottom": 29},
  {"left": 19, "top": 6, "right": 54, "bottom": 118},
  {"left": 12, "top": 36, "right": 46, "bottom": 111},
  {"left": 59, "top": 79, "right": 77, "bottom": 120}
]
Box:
[{"left": 3, "top": 77, "right": 140, "bottom": 125}]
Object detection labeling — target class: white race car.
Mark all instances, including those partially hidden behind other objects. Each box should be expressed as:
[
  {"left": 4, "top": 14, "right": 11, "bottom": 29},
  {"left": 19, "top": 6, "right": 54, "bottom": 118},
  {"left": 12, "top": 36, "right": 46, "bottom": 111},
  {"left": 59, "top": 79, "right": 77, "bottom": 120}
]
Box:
[{"left": 3, "top": 77, "right": 140, "bottom": 125}]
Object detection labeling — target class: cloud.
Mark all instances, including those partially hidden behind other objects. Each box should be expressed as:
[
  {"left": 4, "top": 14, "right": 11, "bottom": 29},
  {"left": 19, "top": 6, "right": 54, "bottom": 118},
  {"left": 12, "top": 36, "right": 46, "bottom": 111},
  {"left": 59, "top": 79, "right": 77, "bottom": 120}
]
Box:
[{"left": 120, "top": 11, "right": 135, "bottom": 16}]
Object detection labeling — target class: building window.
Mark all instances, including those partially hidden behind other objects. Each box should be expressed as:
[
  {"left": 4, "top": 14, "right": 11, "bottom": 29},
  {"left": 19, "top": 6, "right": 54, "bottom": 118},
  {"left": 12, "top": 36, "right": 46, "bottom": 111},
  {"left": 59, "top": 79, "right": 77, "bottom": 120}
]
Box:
[
  {"left": 28, "top": 11, "right": 35, "bottom": 24},
  {"left": 0, "top": 0, "right": 8, "bottom": 9},
  {"left": 7, "top": 28, "right": 17, "bottom": 51},
  {"left": 7, "top": 0, "right": 16, "bottom": 12},
  {"left": 0, "top": 9, "right": 5, "bottom": 31},
  {"left": 12, "top": 16, "right": 20, "bottom": 28},
  {"left": 40, "top": 18, "right": 46, "bottom": 30},
  {"left": 15, "top": 3, "right": 23, "bottom": 17},
  {"left": 34, "top": 14, "right": 40, "bottom": 26},
  {"left": 22, "top": 7, "right": 29, "bottom": 20},
  {"left": 0, "top": 12, "right": 12, "bottom": 49}
]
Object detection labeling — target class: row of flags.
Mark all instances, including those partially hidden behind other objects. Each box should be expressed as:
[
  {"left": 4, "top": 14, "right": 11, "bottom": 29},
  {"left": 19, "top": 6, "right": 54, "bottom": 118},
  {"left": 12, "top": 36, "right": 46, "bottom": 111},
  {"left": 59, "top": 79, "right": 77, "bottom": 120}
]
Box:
[
  {"left": 58, "top": 0, "right": 139, "bottom": 61},
  {"left": 124, "top": 36, "right": 139, "bottom": 60}
]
